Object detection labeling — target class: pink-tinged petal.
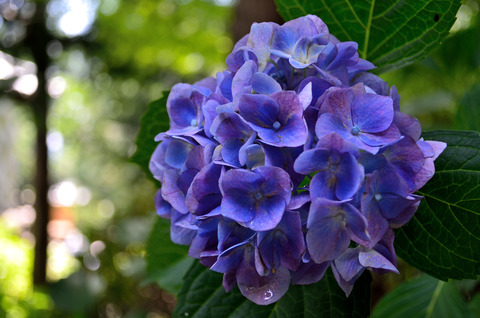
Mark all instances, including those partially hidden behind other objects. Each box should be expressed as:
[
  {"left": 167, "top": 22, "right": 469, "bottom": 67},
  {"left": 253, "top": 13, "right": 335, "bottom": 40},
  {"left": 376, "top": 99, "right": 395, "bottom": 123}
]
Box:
[
  {"left": 319, "top": 87, "right": 355, "bottom": 123},
  {"left": 352, "top": 94, "right": 393, "bottom": 133},
  {"left": 272, "top": 91, "right": 304, "bottom": 119},
  {"left": 394, "top": 111, "right": 421, "bottom": 140}
]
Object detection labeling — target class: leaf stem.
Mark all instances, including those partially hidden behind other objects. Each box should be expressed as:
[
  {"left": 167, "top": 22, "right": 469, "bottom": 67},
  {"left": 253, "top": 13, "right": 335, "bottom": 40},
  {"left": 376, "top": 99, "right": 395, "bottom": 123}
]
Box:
[
  {"left": 425, "top": 280, "right": 445, "bottom": 318},
  {"left": 363, "top": 0, "right": 376, "bottom": 59}
]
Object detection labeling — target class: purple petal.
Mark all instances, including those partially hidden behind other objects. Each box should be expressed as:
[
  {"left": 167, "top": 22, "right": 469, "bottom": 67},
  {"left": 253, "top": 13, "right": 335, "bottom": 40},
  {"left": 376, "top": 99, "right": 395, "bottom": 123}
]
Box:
[
  {"left": 393, "top": 111, "right": 421, "bottom": 140},
  {"left": 164, "top": 139, "right": 193, "bottom": 169},
  {"left": 210, "top": 112, "right": 253, "bottom": 143},
  {"left": 319, "top": 87, "right": 355, "bottom": 123},
  {"left": 251, "top": 72, "right": 282, "bottom": 95},
  {"left": 309, "top": 170, "right": 335, "bottom": 200},
  {"left": 299, "top": 77, "right": 332, "bottom": 106},
  {"left": 306, "top": 199, "right": 352, "bottom": 263},
  {"left": 239, "top": 93, "right": 279, "bottom": 128},
  {"left": 328, "top": 41, "right": 358, "bottom": 70},
  {"left": 315, "top": 113, "right": 351, "bottom": 140},
  {"left": 333, "top": 248, "right": 363, "bottom": 282},
  {"left": 154, "top": 190, "right": 172, "bottom": 219},
  {"left": 226, "top": 47, "right": 258, "bottom": 72},
  {"left": 238, "top": 267, "right": 291, "bottom": 305},
  {"left": 246, "top": 22, "right": 275, "bottom": 71},
  {"left": 292, "top": 260, "right": 330, "bottom": 285},
  {"left": 232, "top": 60, "right": 257, "bottom": 98},
  {"left": 360, "top": 198, "right": 389, "bottom": 248},
  {"left": 352, "top": 94, "right": 393, "bottom": 133},
  {"left": 358, "top": 124, "right": 401, "bottom": 147},
  {"left": 335, "top": 153, "right": 364, "bottom": 200},
  {"left": 239, "top": 143, "right": 265, "bottom": 170},
  {"left": 161, "top": 169, "right": 188, "bottom": 214},
  {"left": 358, "top": 249, "right": 399, "bottom": 273},
  {"left": 211, "top": 241, "right": 249, "bottom": 273},
  {"left": 221, "top": 188, "right": 256, "bottom": 223},
  {"left": 246, "top": 195, "right": 286, "bottom": 231},
  {"left": 298, "top": 82, "right": 313, "bottom": 109},
  {"left": 316, "top": 132, "right": 360, "bottom": 157}
]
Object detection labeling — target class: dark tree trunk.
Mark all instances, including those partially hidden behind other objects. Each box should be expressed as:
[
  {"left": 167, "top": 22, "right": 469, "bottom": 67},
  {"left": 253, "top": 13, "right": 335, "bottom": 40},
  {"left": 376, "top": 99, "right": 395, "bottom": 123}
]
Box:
[
  {"left": 232, "top": 0, "right": 283, "bottom": 42},
  {"left": 24, "top": 3, "right": 52, "bottom": 286}
]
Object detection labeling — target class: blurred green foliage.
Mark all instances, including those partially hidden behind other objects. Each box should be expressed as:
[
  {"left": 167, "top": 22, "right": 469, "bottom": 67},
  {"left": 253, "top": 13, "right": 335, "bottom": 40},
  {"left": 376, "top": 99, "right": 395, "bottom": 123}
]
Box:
[{"left": 1, "top": 0, "right": 480, "bottom": 317}]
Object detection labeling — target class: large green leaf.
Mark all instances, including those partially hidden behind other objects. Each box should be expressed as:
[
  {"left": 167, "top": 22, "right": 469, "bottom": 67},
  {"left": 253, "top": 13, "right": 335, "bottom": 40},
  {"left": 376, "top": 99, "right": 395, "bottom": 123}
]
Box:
[
  {"left": 173, "top": 261, "right": 371, "bottom": 318},
  {"left": 144, "top": 217, "right": 192, "bottom": 295},
  {"left": 131, "top": 92, "right": 170, "bottom": 184},
  {"left": 274, "top": 0, "right": 461, "bottom": 73},
  {"left": 371, "top": 275, "right": 473, "bottom": 318},
  {"left": 395, "top": 130, "right": 480, "bottom": 280}
]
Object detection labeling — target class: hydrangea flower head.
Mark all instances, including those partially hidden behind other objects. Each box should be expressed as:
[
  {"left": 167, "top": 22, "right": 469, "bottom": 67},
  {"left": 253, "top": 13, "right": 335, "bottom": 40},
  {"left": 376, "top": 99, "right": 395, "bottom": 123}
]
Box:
[{"left": 149, "top": 15, "right": 445, "bottom": 305}]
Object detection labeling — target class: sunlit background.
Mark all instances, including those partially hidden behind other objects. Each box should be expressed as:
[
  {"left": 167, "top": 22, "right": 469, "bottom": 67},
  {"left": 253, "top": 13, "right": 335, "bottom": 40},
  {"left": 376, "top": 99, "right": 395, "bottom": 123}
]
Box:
[{"left": 0, "top": 0, "right": 479, "bottom": 317}]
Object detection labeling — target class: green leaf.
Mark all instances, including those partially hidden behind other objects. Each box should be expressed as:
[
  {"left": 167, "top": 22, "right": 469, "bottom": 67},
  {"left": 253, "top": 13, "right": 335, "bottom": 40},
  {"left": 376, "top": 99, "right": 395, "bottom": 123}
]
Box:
[
  {"left": 173, "top": 261, "right": 371, "bottom": 318},
  {"left": 455, "top": 83, "right": 480, "bottom": 132},
  {"left": 395, "top": 130, "right": 480, "bottom": 280},
  {"left": 131, "top": 92, "right": 170, "bottom": 184},
  {"left": 469, "top": 293, "right": 480, "bottom": 317},
  {"left": 274, "top": 0, "right": 461, "bottom": 73},
  {"left": 371, "top": 275, "right": 472, "bottom": 318},
  {"left": 144, "top": 217, "right": 192, "bottom": 295}
]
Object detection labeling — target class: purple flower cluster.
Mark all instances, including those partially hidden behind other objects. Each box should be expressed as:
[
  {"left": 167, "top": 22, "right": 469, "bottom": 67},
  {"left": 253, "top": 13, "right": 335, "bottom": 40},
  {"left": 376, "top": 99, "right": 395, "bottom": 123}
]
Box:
[{"left": 149, "top": 15, "right": 446, "bottom": 305}]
